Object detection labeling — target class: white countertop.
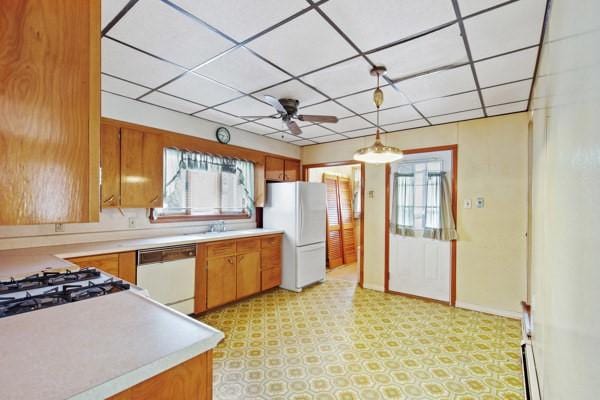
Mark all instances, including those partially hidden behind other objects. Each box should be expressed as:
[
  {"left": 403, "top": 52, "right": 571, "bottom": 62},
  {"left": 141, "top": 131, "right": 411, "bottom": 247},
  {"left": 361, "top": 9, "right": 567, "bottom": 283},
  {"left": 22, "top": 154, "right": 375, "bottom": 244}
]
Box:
[{"left": 0, "top": 228, "right": 283, "bottom": 399}]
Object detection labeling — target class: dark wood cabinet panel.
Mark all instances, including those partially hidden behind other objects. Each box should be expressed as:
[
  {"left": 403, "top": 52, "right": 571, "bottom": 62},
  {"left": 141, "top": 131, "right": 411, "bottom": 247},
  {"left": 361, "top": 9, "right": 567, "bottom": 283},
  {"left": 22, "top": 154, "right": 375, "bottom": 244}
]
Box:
[
  {"left": 100, "top": 124, "right": 121, "bottom": 208},
  {"left": 265, "top": 156, "right": 284, "bottom": 181},
  {"left": 284, "top": 159, "right": 300, "bottom": 181}
]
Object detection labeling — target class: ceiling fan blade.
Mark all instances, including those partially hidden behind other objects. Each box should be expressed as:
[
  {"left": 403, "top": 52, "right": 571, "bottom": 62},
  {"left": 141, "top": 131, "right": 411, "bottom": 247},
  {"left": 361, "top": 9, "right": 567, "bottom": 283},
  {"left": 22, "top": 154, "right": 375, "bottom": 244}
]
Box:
[
  {"left": 297, "top": 114, "right": 339, "bottom": 123},
  {"left": 264, "top": 95, "right": 287, "bottom": 115},
  {"left": 286, "top": 120, "right": 302, "bottom": 135},
  {"left": 239, "top": 115, "right": 278, "bottom": 119}
]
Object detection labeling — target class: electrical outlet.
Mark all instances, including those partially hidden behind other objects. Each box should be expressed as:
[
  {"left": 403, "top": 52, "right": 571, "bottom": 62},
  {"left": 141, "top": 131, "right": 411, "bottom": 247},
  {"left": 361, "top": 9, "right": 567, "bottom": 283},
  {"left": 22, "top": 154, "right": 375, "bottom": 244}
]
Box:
[
  {"left": 54, "top": 223, "right": 65, "bottom": 233},
  {"left": 128, "top": 217, "right": 137, "bottom": 229},
  {"left": 463, "top": 199, "right": 472, "bottom": 209},
  {"left": 368, "top": 190, "right": 375, "bottom": 199},
  {"left": 476, "top": 197, "right": 485, "bottom": 208}
]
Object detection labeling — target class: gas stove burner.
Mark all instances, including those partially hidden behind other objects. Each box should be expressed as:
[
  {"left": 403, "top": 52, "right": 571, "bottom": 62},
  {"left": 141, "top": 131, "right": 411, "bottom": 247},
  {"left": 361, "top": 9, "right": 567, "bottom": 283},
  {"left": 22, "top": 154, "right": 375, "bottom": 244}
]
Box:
[
  {"left": 0, "top": 291, "right": 69, "bottom": 318},
  {"left": 66, "top": 279, "right": 130, "bottom": 301},
  {"left": 0, "top": 268, "right": 101, "bottom": 296}
]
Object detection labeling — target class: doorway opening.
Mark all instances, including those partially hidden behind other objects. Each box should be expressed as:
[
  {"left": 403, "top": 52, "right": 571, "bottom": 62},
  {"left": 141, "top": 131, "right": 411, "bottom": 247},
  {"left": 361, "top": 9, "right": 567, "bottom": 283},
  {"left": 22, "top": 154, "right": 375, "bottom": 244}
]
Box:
[
  {"left": 304, "top": 162, "right": 364, "bottom": 286},
  {"left": 385, "top": 145, "right": 458, "bottom": 305}
]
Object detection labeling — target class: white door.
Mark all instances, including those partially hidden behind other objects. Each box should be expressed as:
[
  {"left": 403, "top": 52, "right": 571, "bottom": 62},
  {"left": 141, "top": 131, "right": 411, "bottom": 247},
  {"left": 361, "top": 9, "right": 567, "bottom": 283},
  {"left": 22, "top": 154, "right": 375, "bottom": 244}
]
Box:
[
  {"left": 296, "top": 182, "right": 327, "bottom": 246},
  {"left": 388, "top": 150, "right": 453, "bottom": 302},
  {"left": 296, "top": 242, "right": 326, "bottom": 288}
]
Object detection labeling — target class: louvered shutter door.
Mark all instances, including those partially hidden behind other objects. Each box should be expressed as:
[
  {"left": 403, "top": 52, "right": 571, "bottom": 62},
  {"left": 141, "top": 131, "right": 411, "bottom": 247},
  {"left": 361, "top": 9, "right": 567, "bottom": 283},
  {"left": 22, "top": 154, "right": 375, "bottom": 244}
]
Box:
[
  {"left": 323, "top": 174, "right": 344, "bottom": 268},
  {"left": 338, "top": 176, "right": 357, "bottom": 263}
]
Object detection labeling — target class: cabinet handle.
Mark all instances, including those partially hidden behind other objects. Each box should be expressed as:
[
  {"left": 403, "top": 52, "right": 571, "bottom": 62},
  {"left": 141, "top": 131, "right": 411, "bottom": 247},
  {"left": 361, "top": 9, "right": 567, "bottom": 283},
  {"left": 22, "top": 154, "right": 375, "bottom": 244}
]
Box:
[
  {"left": 238, "top": 255, "right": 244, "bottom": 262},
  {"left": 103, "top": 195, "right": 115, "bottom": 204},
  {"left": 150, "top": 195, "right": 159, "bottom": 204},
  {"left": 278, "top": 173, "right": 283, "bottom": 179},
  {"left": 227, "top": 258, "right": 234, "bottom": 264}
]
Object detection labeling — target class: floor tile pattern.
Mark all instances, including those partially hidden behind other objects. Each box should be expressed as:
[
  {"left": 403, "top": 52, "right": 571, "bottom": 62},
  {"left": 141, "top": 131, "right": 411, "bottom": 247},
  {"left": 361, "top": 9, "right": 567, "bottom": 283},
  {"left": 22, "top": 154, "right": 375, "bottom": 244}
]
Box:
[{"left": 199, "top": 280, "right": 523, "bottom": 399}]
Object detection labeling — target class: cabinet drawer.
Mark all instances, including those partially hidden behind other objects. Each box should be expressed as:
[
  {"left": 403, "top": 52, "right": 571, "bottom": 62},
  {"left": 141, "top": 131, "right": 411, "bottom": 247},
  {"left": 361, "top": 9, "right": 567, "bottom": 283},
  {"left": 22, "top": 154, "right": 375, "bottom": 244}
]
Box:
[
  {"left": 206, "top": 240, "right": 236, "bottom": 258},
  {"left": 261, "top": 267, "right": 281, "bottom": 291},
  {"left": 236, "top": 238, "right": 260, "bottom": 254},
  {"left": 261, "top": 247, "right": 281, "bottom": 270},
  {"left": 67, "top": 253, "right": 120, "bottom": 276},
  {"left": 261, "top": 235, "right": 282, "bottom": 249}
]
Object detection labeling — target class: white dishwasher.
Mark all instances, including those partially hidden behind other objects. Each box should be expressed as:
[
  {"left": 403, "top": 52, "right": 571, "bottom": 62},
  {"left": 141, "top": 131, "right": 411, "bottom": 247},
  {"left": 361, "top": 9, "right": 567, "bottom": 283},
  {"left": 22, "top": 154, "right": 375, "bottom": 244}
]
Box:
[{"left": 137, "top": 245, "right": 196, "bottom": 314}]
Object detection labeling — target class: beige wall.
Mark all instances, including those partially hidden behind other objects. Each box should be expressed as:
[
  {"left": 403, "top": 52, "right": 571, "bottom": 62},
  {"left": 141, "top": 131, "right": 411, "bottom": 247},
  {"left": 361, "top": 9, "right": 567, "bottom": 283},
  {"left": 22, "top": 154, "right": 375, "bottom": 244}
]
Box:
[
  {"left": 528, "top": 0, "right": 600, "bottom": 398},
  {"left": 302, "top": 113, "right": 529, "bottom": 315}
]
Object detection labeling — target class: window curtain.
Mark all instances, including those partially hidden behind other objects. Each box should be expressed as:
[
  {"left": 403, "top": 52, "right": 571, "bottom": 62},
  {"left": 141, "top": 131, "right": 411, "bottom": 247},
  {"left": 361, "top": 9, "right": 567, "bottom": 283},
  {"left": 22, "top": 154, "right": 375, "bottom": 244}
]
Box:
[
  {"left": 390, "top": 173, "right": 416, "bottom": 237},
  {"left": 163, "top": 148, "right": 254, "bottom": 215},
  {"left": 423, "top": 171, "right": 457, "bottom": 241}
]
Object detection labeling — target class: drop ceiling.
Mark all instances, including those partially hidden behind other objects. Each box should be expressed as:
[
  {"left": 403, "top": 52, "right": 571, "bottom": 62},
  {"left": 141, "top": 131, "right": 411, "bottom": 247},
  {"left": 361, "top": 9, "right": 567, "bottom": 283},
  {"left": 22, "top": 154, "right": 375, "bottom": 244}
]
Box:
[{"left": 101, "top": 0, "right": 548, "bottom": 146}]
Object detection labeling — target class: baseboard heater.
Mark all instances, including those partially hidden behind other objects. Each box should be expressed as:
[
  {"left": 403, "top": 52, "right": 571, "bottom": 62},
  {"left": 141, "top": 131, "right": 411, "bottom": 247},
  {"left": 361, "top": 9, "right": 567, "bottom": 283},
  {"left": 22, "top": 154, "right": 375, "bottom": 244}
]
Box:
[{"left": 521, "top": 301, "right": 541, "bottom": 400}]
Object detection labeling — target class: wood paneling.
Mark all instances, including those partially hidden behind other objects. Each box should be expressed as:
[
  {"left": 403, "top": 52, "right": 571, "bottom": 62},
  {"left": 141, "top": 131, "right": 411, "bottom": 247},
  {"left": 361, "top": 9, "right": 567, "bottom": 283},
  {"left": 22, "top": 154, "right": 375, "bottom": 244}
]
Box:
[
  {"left": 260, "top": 234, "right": 282, "bottom": 290},
  {"left": 206, "top": 256, "right": 236, "bottom": 308},
  {"left": 101, "top": 123, "right": 121, "bottom": 208},
  {"left": 67, "top": 254, "right": 119, "bottom": 277},
  {"left": 120, "top": 128, "right": 164, "bottom": 208},
  {"left": 323, "top": 174, "right": 344, "bottom": 268},
  {"left": 236, "top": 252, "right": 260, "bottom": 298},
  {"left": 236, "top": 238, "right": 260, "bottom": 254},
  {"left": 206, "top": 241, "right": 236, "bottom": 258},
  {"left": 338, "top": 176, "right": 356, "bottom": 264},
  {"left": 284, "top": 159, "right": 300, "bottom": 181},
  {"left": 265, "top": 156, "right": 284, "bottom": 181},
  {"left": 118, "top": 252, "right": 136, "bottom": 284},
  {"left": 0, "top": 0, "right": 100, "bottom": 225},
  {"left": 261, "top": 267, "right": 281, "bottom": 291},
  {"left": 108, "top": 351, "right": 212, "bottom": 400}
]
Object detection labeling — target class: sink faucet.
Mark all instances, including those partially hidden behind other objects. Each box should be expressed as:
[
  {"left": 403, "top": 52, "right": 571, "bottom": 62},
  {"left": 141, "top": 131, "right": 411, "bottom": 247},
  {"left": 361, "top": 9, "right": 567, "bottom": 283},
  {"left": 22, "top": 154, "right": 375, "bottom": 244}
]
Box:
[{"left": 208, "top": 220, "right": 226, "bottom": 233}]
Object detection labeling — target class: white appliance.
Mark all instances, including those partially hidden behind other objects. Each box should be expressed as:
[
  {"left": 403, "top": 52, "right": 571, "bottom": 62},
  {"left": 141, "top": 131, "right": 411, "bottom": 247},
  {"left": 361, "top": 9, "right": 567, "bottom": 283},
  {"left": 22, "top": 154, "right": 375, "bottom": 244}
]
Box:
[
  {"left": 263, "top": 182, "right": 327, "bottom": 292},
  {"left": 136, "top": 245, "right": 196, "bottom": 314}
]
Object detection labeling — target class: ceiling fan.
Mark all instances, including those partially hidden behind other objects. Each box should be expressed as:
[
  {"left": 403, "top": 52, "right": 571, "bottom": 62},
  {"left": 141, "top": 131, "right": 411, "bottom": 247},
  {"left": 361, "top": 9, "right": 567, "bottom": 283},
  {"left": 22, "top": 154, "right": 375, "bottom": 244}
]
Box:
[{"left": 241, "top": 95, "right": 339, "bottom": 135}]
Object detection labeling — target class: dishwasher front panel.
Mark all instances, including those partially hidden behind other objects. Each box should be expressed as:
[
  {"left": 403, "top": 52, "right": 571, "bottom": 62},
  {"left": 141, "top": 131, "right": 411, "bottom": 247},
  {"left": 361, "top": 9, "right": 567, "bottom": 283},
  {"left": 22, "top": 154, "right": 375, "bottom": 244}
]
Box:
[{"left": 136, "top": 258, "right": 195, "bottom": 314}]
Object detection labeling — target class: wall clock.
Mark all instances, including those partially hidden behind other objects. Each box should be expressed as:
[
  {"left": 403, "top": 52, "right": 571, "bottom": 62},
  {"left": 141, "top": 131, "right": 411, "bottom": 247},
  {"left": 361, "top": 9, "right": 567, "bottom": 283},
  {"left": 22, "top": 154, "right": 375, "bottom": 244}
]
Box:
[{"left": 216, "top": 127, "right": 231, "bottom": 144}]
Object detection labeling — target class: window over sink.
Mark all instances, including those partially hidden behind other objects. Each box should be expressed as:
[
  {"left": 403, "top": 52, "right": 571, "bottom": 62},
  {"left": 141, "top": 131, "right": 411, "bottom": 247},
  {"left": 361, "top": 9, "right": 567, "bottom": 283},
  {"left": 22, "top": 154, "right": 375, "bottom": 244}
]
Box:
[{"left": 154, "top": 148, "right": 254, "bottom": 221}]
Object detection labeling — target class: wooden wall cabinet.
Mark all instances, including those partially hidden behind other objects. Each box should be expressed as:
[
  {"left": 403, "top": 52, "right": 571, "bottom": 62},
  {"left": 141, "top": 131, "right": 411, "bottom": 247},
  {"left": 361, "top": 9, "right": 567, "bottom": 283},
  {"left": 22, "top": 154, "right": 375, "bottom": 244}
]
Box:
[
  {"left": 0, "top": 0, "right": 100, "bottom": 225},
  {"left": 67, "top": 251, "right": 136, "bottom": 283},
  {"left": 99, "top": 123, "right": 164, "bottom": 209},
  {"left": 265, "top": 156, "right": 300, "bottom": 182},
  {"left": 195, "top": 234, "right": 282, "bottom": 313}
]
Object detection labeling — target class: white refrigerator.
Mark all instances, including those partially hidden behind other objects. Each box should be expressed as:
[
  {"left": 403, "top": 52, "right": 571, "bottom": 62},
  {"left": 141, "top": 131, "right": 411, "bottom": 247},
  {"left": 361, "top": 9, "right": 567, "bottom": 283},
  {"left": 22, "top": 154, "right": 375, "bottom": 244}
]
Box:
[{"left": 263, "top": 182, "right": 327, "bottom": 292}]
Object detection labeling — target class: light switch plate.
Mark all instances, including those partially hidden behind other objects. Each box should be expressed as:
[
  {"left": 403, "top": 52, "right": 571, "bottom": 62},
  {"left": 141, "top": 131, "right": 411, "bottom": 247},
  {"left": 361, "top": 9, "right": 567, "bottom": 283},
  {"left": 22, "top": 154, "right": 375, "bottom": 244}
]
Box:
[
  {"left": 128, "top": 217, "right": 137, "bottom": 229},
  {"left": 476, "top": 197, "right": 485, "bottom": 208},
  {"left": 54, "top": 223, "right": 65, "bottom": 233},
  {"left": 463, "top": 199, "right": 472, "bottom": 209}
]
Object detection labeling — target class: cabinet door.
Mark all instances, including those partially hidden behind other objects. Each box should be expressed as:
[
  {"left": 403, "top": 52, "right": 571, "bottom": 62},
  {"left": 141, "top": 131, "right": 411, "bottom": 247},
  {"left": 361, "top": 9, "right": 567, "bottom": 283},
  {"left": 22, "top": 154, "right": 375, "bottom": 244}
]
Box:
[
  {"left": 120, "top": 128, "right": 164, "bottom": 208},
  {"left": 236, "top": 252, "right": 260, "bottom": 299},
  {"left": 0, "top": 0, "right": 100, "bottom": 225},
  {"left": 206, "top": 256, "right": 236, "bottom": 309},
  {"left": 100, "top": 124, "right": 121, "bottom": 208},
  {"left": 284, "top": 159, "right": 300, "bottom": 181},
  {"left": 67, "top": 253, "right": 120, "bottom": 277},
  {"left": 265, "top": 156, "right": 284, "bottom": 181}
]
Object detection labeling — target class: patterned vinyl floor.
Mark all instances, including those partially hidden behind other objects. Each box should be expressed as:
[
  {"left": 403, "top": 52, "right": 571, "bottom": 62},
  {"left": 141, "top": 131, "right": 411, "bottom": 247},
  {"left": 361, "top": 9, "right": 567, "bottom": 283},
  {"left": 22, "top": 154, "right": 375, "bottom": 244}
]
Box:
[{"left": 198, "top": 279, "right": 523, "bottom": 400}]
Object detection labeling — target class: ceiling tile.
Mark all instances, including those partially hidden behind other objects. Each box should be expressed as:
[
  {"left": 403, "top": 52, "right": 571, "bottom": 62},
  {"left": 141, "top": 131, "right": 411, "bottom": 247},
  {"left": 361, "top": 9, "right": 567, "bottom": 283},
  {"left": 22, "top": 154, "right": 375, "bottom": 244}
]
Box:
[
  {"left": 298, "top": 101, "right": 354, "bottom": 118},
  {"left": 253, "top": 80, "right": 327, "bottom": 108},
  {"left": 301, "top": 57, "right": 375, "bottom": 98},
  {"left": 464, "top": 0, "right": 546, "bottom": 60},
  {"left": 481, "top": 79, "right": 532, "bottom": 106},
  {"left": 215, "top": 96, "right": 276, "bottom": 117},
  {"left": 312, "top": 134, "right": 345, "bottom": 143},
  {"left": 194, "top": 109, "right": 247, "bottom": 126},
  {"left": 320, "top": 0, "right": 456, "bottom": 51},
  {"left": 170, "top": 0, "right": 307, "bottom": 42},
  {"left": 457, "top": 0, "right": 506, "bottom": 16},
  {"left": 343, "top": 128, "right": 377, "bottom": 138},
  {"left": 101, "top": 74, "right": 149, "bottom": 98},
  {"left": 486, "top": 100, "right": 529, "bottom": 116},
  {"left": 397, "top": 65, "right": 476, "bottom": 102},
  {"left": 101, "top": 38, "right": 185, "bottom": 87},
  {"left": 194, "top": 47, "right": 289, "bottom": 93},
  {"left": 414, "top": 91, "right": 481, "bottom": 117},
  {"left": 246, "top": 10, "right": 357, "bottom": 76},
  {"left": 108, "top": 0, "right": 234, "bottom": 68},
  {"left": 381, "top": 119, "right": 429, "bottom": 132},
  {"left": 141, "top": 92, "right": 205, "bottom": 114},
  {"left": 475, "top": 47, "right": 538, "bottom": 88},
  {"left": 102, "top": 0, "right": 130, "bottom": 29},
  {"left": 252, "top": 117, "right": 287, "bottom": 130},
  {"left": 363, "top": 105, "right": 421, "bottom": 125},
  {"left": 336, "top": 86, "right": 408, "bottom": 114},
  {"left": 429, "top": 109, "right": 484, "bottom": 124},
  {"left": 236, "top": 122, "right": 277, "bottom": 135},
  {"left": 369, "top": 25, "right": 468, "bottom": 80},
  {"left": 290, "top": 139, "right": 316, "bottom": 146},
  {"left": 297, "top": 125, "right": 337, "bottom": 139},
  {"left": 328, "top": 116, "right": 373, "bottom": 133},
  {"left": 265, "top": 132, "right": 301, "bottom": 142},
  {"left": 160, "top": 73, "right": 241, "bottom": 106}
]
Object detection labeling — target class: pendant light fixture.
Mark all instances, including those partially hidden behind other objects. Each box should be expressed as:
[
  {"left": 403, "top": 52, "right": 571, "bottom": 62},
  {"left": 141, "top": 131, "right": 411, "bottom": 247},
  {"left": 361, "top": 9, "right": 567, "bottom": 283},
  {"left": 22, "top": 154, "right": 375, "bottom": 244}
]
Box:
[{"left": 353, "top": 66, "right": 404, "bottom": 164}]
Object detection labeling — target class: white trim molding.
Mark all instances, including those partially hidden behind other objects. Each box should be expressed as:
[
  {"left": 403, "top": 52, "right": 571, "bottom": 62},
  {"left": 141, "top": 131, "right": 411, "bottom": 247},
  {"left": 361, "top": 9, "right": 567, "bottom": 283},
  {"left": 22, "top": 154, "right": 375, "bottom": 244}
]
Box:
[{"left": 456, "top": 301, "right": 521, "bottom": 319}]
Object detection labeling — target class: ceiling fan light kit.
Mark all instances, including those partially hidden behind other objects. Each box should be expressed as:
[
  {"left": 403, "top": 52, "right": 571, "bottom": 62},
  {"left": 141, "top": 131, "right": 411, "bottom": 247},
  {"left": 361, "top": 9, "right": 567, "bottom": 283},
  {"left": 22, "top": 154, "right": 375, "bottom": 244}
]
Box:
[{"left": 353, "top": 66, "right": 404, "bottom": 164}]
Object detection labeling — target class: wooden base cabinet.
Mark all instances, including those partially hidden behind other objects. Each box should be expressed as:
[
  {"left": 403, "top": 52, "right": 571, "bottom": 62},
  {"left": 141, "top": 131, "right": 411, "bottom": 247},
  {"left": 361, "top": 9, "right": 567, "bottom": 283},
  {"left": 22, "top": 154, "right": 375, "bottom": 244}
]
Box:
[
  {"left": 67, "top": 252, "right": 136, "bottom": 283},
  {"left": 108, "top": 351, "right": 213, "bottom": 400},
  {"left": 195, "top": 234, "right": 282, "bottom": 313}
]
